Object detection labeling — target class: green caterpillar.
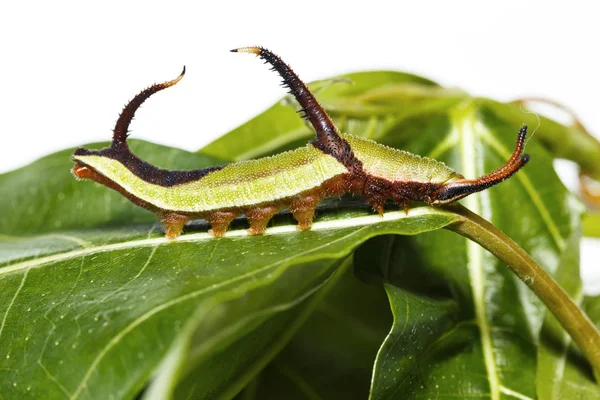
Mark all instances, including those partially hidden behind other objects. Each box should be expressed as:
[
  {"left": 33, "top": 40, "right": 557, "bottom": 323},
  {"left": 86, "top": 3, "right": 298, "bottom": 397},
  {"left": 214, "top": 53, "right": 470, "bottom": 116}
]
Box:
[{"left": 72, "top": 46, "right": 529, "bottom": 238}]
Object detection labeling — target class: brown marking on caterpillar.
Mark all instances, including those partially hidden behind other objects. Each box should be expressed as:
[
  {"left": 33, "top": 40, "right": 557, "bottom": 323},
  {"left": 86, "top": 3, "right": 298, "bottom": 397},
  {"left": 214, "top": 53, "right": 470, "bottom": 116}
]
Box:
[
  {"left": 73, "top": 145, "right": 225, "bottom": 187},
  {"left": 357, "top": 174, "right": 444, "bottom": 215}
]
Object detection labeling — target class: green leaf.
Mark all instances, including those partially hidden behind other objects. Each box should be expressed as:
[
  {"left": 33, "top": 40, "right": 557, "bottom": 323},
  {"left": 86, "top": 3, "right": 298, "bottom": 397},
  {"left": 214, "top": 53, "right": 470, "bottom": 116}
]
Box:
[
  {"left": 144, "top": 257, "right": 350, "bottom": 400},
  {"left": 235, "top": 261, "right": 392, "bottom": 400}
]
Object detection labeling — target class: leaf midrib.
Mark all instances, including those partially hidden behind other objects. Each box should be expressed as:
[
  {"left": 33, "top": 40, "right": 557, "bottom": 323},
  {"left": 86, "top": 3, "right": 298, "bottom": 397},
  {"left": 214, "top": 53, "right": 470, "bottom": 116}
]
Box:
[
  {"left": 455, "top": 101, "right": 500, "bottom": 400},
  {"left": 0, "top": 208, "right": 452, "bottom": 276}
]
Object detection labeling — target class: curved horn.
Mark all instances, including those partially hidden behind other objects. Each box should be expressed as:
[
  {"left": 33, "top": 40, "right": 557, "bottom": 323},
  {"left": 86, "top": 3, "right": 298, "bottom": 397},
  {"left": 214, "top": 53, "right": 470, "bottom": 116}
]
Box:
[
  {"left": 431, "top": 126, "right": 530, "bottom": 204},
  {"left": 112, "top": 67, "right": 185, "bottom": 145},
  {"left": 231, "top": 47, "right": 358, "bottom": 168}
]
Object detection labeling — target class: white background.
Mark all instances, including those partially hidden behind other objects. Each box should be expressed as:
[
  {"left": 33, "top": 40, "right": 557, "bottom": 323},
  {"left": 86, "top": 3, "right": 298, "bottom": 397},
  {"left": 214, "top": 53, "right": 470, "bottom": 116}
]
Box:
[{"left": 0, "top": 1, "right": 598, "bottom": 292}]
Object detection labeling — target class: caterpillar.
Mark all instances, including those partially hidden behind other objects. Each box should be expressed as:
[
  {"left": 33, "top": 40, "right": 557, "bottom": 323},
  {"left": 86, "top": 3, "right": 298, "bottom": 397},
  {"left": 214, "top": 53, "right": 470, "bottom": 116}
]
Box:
[{"left": 71, "top": 46, "right": 529, "bottom": 238}]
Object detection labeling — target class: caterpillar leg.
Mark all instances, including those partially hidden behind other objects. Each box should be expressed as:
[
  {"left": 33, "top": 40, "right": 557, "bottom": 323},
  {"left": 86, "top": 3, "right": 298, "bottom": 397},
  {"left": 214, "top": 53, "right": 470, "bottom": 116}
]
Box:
[
  {"left": 161, "top": 213, "right": 190, "bottom": 239},
  {"left": 292, "top": 209, "right": 316, "bottom": 231},
  {"left": 246, "top": 205, "right": 280, "bottom": 235},
  {"left": 207, "top": 211, "right": 239, "bottom": 237},
  {"left": 290, "top": 193, "right": 322, "bottom": 231}
]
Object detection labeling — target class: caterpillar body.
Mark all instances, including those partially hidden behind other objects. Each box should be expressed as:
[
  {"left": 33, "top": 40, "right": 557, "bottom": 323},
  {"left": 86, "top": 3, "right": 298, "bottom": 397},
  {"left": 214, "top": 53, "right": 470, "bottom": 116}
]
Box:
[{"left": 72, "top": 47, "right": 529, "bottom": 238}]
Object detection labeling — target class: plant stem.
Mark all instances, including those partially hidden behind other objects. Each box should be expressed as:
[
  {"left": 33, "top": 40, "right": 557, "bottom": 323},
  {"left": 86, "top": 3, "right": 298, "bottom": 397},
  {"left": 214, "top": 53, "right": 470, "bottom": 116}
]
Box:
[{"left": 446, "top": 204, "right": 600, "bottom": 373}]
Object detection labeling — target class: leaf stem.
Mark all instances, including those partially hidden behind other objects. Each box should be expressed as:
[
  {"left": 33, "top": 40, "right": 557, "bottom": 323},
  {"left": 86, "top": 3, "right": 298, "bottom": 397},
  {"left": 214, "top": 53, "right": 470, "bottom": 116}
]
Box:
[{"left": 445, "top": 204, "right": 600, "bottom": 372}]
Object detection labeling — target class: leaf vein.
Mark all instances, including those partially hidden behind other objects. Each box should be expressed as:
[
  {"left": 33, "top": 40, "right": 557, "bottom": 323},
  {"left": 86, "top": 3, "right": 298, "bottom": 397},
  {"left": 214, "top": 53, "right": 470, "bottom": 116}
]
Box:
[
  {"left": 499, "top": 385, "right": 534, "bottom": 400},
  {"left": 37, "top": 360, "right": 71, "bottom": 397},
  {"left": 0, "top": 268, "right": 29, "bottom": 342}
]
